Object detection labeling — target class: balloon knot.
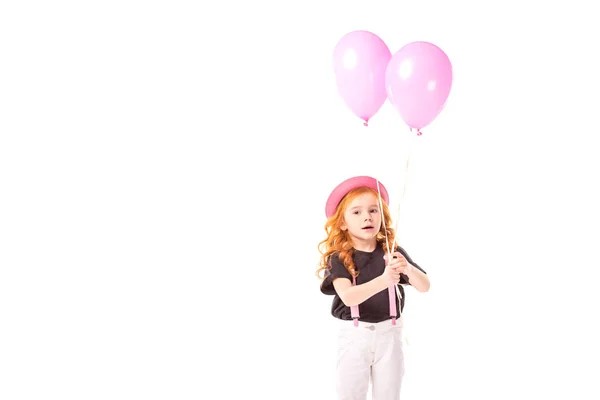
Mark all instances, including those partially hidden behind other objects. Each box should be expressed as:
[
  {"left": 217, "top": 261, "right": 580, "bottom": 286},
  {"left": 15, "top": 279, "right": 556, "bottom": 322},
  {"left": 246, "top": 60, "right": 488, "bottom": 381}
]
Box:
[
  {"left": 363, "top": 121, "right": 369, "bottom": 127},
  {"left": 417, "top": 129, "right": 422, "bottom": 136}
]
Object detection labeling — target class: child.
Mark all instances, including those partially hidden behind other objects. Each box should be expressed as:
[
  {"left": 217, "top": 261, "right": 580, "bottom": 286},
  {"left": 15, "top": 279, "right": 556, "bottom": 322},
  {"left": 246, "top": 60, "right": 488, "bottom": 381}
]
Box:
[{"left": 317, "top": 175, "right": 430, "bottom": 400}]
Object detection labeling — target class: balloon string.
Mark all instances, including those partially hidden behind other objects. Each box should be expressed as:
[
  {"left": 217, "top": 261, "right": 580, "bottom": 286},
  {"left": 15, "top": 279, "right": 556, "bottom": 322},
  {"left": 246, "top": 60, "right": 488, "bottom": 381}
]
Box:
[
  {"left": 376, "top": 180, "right": 391, "bottom": 260},
  {"left": 391, "top": 130, "right": 417, "bottom": 303},
  {"left": 376, "top": 179, "right": 402, "bottom": 304},
  {"left": 391, "top": 128, "right": 417, "bottom": 267}
]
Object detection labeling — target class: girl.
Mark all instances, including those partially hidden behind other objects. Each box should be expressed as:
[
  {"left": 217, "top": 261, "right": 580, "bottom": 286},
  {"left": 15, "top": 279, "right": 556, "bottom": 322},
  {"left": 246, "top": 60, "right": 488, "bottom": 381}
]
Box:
[{"left": 317, "top": 175, "right": 430, "bottom": 400}]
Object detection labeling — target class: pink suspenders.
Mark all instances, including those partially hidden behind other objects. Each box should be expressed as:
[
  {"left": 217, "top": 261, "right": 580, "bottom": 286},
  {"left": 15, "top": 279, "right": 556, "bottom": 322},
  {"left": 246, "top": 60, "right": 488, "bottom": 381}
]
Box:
[
  {"left": 350, "top": 275, "right": 360, "bottom": 326},
  {"left": 350, "top": 275, "right": 397, "bottom": 327},
  {"left": 388, "top": 285, "right": 397, "bottom": 325}
]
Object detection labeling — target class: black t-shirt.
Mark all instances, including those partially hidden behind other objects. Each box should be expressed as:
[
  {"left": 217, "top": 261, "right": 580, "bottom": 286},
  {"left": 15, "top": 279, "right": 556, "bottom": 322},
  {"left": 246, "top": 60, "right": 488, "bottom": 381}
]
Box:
[{"left": 320, "top": 244, "right": 427, "bottom": 323}]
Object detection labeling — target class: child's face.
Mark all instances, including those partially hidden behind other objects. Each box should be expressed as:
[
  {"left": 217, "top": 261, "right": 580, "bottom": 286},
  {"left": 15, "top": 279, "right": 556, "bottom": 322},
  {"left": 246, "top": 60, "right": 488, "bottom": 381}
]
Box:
[{"left": 341, "top": 192, "right": 382, "bottom": 246}]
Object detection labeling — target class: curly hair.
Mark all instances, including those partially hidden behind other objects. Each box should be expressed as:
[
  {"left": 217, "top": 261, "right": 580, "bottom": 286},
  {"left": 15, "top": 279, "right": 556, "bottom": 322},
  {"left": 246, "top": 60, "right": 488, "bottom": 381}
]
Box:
[{"left": 316, "top": 186, "right": 396, "bottom": 281}]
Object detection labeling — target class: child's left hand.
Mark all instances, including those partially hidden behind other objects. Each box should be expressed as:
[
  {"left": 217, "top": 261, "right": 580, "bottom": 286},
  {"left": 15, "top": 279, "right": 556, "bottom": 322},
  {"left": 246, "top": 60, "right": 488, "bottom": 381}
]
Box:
[{"left": 384, "top": 251, "right": 414, "bottom": 276}]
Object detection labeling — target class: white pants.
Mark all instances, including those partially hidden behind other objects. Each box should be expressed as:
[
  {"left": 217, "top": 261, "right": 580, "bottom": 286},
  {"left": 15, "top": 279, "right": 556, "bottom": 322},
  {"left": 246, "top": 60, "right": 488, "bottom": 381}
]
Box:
[{"left": 336, "top": 318, "right": 405, "bottom": 400}]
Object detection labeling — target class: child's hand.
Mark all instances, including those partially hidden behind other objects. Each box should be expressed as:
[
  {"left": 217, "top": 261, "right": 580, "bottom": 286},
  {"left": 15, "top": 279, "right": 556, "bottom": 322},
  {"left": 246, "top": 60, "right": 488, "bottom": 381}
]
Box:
[
  {"left": 381, "top": 253, "right": 402, "bottom": 286},
  {"left": 383, "top": 252, "right": 413, "bottom": 282}
]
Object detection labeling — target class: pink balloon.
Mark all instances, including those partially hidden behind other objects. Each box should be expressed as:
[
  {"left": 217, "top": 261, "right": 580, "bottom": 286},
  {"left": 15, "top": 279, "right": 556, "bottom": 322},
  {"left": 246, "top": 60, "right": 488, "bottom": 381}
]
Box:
[
  {"left": 385, "top": 41, "right": 453, "bottom": 132},
  {"left": 333, "top": 30, "right": 391, "bottom": 126}
]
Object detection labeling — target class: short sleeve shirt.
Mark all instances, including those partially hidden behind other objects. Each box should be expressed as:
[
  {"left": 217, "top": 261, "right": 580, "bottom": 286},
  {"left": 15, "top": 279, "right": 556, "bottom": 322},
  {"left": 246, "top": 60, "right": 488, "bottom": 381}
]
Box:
[{"left": 320, "top": 244, "right": 426, "bottom": 323}]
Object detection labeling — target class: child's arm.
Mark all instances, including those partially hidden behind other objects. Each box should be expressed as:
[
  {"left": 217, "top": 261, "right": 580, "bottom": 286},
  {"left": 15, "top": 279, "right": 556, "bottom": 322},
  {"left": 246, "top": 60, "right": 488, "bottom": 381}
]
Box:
[
  {"left": 332, "top": 276, "right": 388, "bottom": 307},
  {"left": 389, "top": 250, "right": 430, "bottom": 293},
  {"left": 404, "top": 265, "right": 430, "bottom": 292}
]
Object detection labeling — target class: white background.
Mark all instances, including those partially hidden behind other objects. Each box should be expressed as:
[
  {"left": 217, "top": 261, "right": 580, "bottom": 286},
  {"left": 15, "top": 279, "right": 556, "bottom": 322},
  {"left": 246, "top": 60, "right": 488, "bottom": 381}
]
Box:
[{"left": 1, "top": 1, "right": 599, "bottom": 399}]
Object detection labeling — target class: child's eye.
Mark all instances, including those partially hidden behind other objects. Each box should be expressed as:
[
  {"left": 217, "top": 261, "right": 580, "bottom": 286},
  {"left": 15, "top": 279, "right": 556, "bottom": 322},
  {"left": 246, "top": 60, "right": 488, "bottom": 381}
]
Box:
[
  {"left": 353, "top": 211, "right": 360, "bottom": 215},
  {"left": 370, "top": 209, "right": 378, "bottom": 213}
]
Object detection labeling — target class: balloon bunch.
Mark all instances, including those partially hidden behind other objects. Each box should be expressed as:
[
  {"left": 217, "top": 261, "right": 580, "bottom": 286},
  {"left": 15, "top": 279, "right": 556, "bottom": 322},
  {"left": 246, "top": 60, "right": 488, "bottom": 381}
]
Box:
[{"left": 333, "top": 30, "right": 453, "bottom": 134}]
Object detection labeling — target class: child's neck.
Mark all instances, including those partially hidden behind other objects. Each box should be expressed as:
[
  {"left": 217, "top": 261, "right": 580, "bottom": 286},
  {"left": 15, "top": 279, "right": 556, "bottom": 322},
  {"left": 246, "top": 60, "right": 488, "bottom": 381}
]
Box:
[{"left": 352, "top": 240, "right": 377, "bottom": 253}]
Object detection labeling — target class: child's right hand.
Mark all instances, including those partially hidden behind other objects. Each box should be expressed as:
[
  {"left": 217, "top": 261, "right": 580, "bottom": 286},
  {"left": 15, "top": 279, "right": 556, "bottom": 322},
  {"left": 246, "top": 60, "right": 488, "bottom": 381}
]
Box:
[{"left": 380, "top": 254, "right": 401, "bottom": 286}]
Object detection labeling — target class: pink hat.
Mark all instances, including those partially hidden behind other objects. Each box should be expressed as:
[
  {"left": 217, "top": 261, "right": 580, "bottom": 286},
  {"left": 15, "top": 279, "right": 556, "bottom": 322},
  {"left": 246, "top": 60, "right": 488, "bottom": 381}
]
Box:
[{"left": 325, "top": 176, "right": 389, "bottom": 218}]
